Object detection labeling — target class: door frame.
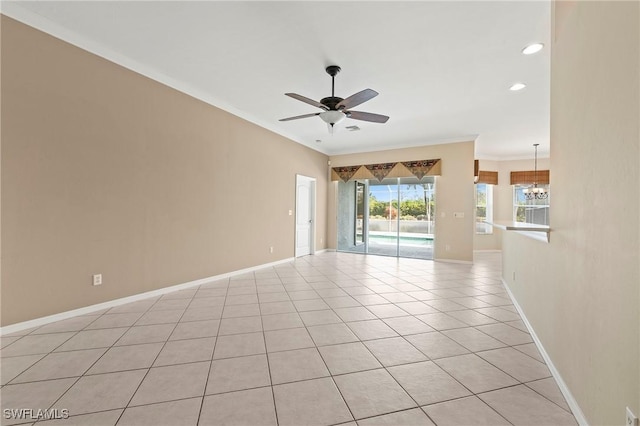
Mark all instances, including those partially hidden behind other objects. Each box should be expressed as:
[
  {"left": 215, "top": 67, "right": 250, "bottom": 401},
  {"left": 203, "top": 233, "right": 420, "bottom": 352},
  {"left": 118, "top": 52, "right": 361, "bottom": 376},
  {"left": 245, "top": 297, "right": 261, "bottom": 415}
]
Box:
[
  {"left": 295, "top": 174, "right": 316, "bottom": 257},
  {"left": 354, "top": 181, "right": 366, "bottom": 246}
]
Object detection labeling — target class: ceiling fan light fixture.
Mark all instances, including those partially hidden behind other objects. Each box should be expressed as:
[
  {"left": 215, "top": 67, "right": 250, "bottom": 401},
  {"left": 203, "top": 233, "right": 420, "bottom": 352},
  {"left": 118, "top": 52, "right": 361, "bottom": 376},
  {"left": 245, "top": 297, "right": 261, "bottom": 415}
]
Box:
[
  {"left": 280, "top": 65, "right": 389, "bottom": 133},
  {"left": 320, "top": 110, "right": 346, "bottom": 126}
]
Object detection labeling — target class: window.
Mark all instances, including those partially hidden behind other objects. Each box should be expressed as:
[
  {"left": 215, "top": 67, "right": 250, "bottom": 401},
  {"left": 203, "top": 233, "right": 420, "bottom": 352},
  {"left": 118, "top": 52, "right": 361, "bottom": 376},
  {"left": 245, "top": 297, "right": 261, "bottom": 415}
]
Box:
[
  {"left": 475, "top": 183, "right": 493, "bottom": 234},
  {"left": 513, "top": 184, "right": 550, "bottom": 225}
]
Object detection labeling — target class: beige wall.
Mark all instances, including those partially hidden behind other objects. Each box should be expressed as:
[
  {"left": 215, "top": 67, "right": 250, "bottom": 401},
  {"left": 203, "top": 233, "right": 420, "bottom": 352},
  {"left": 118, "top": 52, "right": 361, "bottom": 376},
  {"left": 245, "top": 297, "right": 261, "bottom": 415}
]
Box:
[
  {"left": 503, "top": 2, "right": 639, "bottom": 424},
  {"left": 329, "top": 141, "right": 475, "bottom": 262},
  {"left": 1, "top": 17, "right": 329, "bottom": 326}
]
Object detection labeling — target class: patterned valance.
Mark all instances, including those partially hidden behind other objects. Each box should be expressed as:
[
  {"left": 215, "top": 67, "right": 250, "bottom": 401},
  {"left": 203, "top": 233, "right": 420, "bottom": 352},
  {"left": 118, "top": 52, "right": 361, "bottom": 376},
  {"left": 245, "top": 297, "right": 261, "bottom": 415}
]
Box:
[
  {"left": 510, "top": 170, "right": 550, "bottom": 185},
  {"left": 364, "top": 163, "right": 396, "bottom": 181},
  {"left": 332, "top": 166, "right": 361, "bottom": 182},
  {"left": 402, "top": 160, "right": 440, "bottom": 179},
  {"left": 331, "top": 159, "right": 441, "bottom": 182}
]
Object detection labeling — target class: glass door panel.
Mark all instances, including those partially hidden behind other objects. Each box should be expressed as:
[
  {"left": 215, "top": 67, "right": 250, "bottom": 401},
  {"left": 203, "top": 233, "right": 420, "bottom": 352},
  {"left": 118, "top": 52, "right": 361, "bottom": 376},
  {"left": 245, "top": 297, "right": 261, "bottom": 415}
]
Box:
[
  {"left": 398, "top": 177, "right": 435, "bottom": 259},
  {"left": 367, "top": 178, "right": 399, "bottom": 257}
]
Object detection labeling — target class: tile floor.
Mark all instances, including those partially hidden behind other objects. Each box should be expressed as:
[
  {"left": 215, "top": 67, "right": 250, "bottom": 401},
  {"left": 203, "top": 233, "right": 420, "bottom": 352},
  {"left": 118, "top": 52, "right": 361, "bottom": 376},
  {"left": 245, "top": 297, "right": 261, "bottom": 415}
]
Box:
[
  {"left": 341, "top": 240, "right": 433, "bottom": 259},
  {"left": 0, "top": 252, "right": 578, "bottom": 426}
]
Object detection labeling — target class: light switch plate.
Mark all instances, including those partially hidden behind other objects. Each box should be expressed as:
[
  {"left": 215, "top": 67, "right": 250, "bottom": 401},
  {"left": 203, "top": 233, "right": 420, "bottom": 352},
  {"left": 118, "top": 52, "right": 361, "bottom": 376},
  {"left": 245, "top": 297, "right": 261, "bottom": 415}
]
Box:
[{"left": 454, "top": 212, "right": 465, "bottom": 218}]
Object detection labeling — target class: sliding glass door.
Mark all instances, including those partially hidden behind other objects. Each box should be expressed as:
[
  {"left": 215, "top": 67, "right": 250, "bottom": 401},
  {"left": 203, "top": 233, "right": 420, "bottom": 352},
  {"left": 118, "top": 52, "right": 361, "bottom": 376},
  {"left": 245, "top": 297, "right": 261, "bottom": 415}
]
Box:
[{"left": 337, "top": 177, "right": 435, "bottom": 259}]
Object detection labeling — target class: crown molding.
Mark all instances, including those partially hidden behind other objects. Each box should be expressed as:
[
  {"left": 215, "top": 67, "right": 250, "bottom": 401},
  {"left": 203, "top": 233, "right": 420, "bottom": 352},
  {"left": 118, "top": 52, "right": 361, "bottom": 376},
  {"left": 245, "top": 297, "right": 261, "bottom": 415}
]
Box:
[{"left": 0, "top": 3, "right": 329, "bottom": 156}]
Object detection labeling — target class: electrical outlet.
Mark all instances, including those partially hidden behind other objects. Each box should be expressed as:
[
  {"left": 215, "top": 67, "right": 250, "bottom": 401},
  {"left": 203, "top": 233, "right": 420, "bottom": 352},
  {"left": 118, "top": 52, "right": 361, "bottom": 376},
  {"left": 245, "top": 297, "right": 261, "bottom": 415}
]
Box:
[
  {"left": 92, "top": 274, "right": 102, "bottom": 286},
  {"left": 269, "top": 246, "right": 274, "bottom": 254},
  {"left": 627, "top": 407, "right": 638, "bottom": 426},
  {"left": 445, "top": 245, "right": 451, "bottom": 251}
]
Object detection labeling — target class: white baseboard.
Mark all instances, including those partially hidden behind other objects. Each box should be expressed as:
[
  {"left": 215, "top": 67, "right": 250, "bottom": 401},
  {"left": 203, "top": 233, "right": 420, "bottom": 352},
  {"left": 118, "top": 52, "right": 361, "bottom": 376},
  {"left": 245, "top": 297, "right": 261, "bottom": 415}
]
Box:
[
  {"left": 501, "top": 279, "right": 589, "bottom": 426},
  {"left": 0, "top": 257, "right": 295, "bottom": 336},
  {"left": 316, "top": 248, "right": 338, "bottom": 254},
  {"left": 435, "top": 258, "right": 473, "bottom": 265}
]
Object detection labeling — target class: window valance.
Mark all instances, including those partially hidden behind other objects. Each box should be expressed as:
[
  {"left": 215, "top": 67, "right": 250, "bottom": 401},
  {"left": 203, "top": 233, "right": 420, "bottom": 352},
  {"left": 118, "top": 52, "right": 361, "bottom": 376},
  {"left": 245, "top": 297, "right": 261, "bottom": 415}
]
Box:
[
  {"left": 476, "top": 170, "right": 498, "bottom": 185},
  {"left": 331, "top": 159, "right": 441, "bottom": 182},
  {"left": 510, "top": 170, "right": 550, "bottom": 185}
]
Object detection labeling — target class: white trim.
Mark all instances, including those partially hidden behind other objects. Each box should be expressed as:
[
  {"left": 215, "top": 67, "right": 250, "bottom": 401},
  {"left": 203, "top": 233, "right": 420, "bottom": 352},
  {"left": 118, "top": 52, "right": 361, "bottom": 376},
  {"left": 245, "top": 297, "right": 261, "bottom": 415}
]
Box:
[
  {"left": 0, "top": 257, "right": 294, "bottom": 336},
  {"left": 328, "top": 135, "right": 479, "bottom": 157},
  {"left": 478, "top": 154, "right": 551, "bottom": 162},
  {"left": 501, "top": 279, "right": 589, "bottom": 426},
  {"left": 434, "top": 258, "right": 473, "bottom": 265},
  {"left": 295, "top": 174, "right": 316, "bottom": 258}
]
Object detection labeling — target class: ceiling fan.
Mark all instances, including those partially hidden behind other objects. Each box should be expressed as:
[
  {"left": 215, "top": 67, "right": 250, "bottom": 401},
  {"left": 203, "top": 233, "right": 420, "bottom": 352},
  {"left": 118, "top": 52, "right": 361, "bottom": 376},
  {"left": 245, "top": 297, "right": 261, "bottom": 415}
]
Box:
[{"left": 279, "top": 65, "right": 389, "bottom": 132}]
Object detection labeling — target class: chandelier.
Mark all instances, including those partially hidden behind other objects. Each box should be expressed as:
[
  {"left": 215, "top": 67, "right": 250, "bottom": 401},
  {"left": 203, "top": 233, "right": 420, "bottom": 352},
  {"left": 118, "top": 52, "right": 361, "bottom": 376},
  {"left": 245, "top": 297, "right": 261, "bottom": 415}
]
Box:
[{"left": 523, "top": 144, "right": 548, "bottom": 200}]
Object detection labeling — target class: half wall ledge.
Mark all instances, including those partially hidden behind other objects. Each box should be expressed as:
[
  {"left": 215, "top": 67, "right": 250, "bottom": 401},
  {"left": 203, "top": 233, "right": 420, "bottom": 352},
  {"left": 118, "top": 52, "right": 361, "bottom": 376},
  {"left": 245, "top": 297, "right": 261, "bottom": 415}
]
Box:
[{"left": 485, "top": 220, "right": 550, "bottom": 243}]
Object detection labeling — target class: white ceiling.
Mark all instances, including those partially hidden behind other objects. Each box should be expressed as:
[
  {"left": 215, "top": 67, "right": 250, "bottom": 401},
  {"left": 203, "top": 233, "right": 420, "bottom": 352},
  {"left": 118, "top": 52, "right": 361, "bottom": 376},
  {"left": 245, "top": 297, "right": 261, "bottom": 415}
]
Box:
[{"left": 3, "top": 1, "right": 551, "bottom": 159}]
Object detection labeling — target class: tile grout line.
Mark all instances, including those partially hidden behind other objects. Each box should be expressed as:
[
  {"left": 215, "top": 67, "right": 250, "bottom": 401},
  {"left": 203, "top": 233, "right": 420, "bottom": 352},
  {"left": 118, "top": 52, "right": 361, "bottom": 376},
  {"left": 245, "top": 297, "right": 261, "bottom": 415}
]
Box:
[
  {"left": 522, "top": 380, "right": 576, "bottom": 414},
  {"left": 194, "top": 277, "right": 230, "bottom": 426},
  {"left": 321, "top": 257, "right": 483, "bottom": 423},
  {"left": 2, "top": 312, "right": 112, "bottom": 389},
  {"left": 257, "top": 270, "right": 280, "bottom": 426},
  {"left": 302, "top": 256, "right": 542, "bottom": 424},
  {"left": 110, "top": 285, "right": 209, "bottom": 425},
  {"left": 279, "top": 259, "right": 454, "bottom": 424},
  {"left": 275, "top": 264, "right": 358, "bottom": 424}
]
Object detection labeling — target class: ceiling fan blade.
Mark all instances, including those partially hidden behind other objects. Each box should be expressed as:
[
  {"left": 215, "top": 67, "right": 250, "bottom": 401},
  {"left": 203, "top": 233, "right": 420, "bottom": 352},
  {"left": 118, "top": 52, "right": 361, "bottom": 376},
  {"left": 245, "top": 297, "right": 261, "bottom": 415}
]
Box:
[
  {"left": 347, "top": 110, "right": 390, "bottom": 123},
  {"left": 336, "top": 89, "right": 379, "bottom": 110},
  {"left": 285, "top": 93, "right": 328, "bottom": 110},
  {"left": 279, "top": 112, "right": 321, "bottom": 122}
]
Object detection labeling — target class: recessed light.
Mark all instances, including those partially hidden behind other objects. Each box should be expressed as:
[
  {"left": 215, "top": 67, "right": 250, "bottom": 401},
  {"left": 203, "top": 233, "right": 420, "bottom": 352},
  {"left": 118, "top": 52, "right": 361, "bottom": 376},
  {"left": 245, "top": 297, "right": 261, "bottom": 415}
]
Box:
[
  {"left": 522, "top": 43, "right": 544, "bottom": 55},
  {"left": 510, "top": 83, "right": 527, "bottom": 91}
]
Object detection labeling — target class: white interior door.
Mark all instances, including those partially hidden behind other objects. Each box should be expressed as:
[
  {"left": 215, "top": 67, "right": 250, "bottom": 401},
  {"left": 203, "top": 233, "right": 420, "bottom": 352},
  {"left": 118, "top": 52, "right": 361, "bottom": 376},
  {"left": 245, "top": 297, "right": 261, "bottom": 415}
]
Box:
[{"left": 295, "top": 175, "right": 315, "bottom": 257}]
